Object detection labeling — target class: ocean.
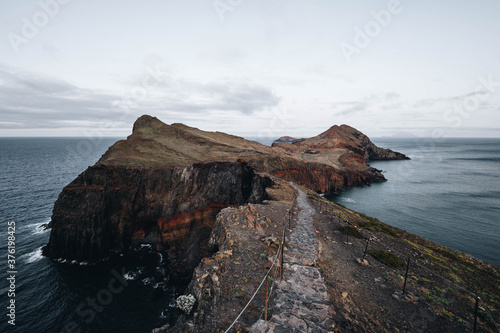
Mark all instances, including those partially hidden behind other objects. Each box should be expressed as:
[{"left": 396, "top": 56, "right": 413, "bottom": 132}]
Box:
[
  {"left": 0, "top": 138, "right": 180, "bottom": 333},
  {"left": 1, "top": 137, "right": 499, "bottom": 332},
  {"left": 328, "top": 138, "right": 500, "bottom": 267}
]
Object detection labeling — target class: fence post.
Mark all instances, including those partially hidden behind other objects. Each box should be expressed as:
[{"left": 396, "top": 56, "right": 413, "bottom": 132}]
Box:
[
  {"left": 280, "top": 241, "right": 284, "bottom": 281},
  {"left": 402, "top": 257, "right": 411, "bottom": 294},
  {"left": 345, "top": 221, "right": 350, "bottom": 244},
  {"left": 265, "top": 276, "right": 269, "bottom": 322},
  {"left": 474, "top": 295, "right": 480, "bottom": 333},
  {"left": 362, "top": 237, "right": 371, "bottom": 260}
]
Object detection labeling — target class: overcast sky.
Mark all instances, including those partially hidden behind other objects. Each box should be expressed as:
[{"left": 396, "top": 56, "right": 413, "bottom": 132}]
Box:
[{"left": 1, "top": 0, "right": 499, "bottom": 138}]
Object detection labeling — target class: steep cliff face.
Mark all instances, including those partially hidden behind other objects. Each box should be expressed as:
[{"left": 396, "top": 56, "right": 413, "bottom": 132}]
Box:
[
  {"left": 247, "top": 156, "right": 384, "bottom": 194},
  {"left": 43, "top": 161, "right": 271, "bottom": 263}
]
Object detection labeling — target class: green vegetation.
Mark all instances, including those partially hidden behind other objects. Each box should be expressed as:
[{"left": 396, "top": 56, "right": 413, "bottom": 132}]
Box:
[
  {"left": 442, "top": 309, "right": 454, "bottom": 318},
  {"left": 355, "top": 214, "right": 400, "bottom": 237},
  {"left": 339, "top": 226, "right": 364, "bottom": 239},
  {"left": 434, "top": 286, "right": 447, "bottom": 294},
  {"left": 367, "top": 250, "right": 405, "bottom": 269},
  {"left": 478, "top": 309, "right": 494, "bottom": 324},
  {"left": 425, "top": 292, "right": 450, "bottom": 305}
]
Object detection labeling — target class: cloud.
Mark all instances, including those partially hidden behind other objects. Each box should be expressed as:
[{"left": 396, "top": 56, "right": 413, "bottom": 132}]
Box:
[
  {"left": 414, "top": 90, "right": 491, "bottom": 108},
  {"left": 330, "top": 92, "right": 403, "bottom": 116},
  {"left": 333, "top": 101, "right": 368, "bottom": 116},
  {"left": 385, "top": 92, "right": 401, "bottom": 100},
  {"left": 0, "top": 64, "right": 281, "bottom": 133},
  {"left": 0, "top": 65, "right": 120, "bottom": 131}
]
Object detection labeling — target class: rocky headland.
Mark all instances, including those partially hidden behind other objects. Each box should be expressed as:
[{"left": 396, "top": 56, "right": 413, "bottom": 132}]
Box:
[
  {"left": 43, "top": 115, "right": 499, "bottom": 332},
  {"left": 43, "top": 115, "right": 405, "bottom": 265}
]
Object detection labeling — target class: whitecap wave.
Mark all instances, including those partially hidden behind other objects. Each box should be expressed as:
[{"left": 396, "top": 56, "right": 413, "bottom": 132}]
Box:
[
  {"left": 142, "top": 277, "right": 153, "bottom": 285},
  {"left": 54, "top": 258, "right": 91, "bottom": 265},
  {"left": 33, "top": 223, "right": 50, "bottom": 235},
  {"left": 342, "top": 197, "right": 356, "bottom": 204},
  {"left": 124, "top": 271, "right": 138, "bottom": 281},
  {"left": 25, "top": 218, "right": 51, "bottom": 230},
  {"left": 24, "top": 248, "right": 44, "bottom": 263}
]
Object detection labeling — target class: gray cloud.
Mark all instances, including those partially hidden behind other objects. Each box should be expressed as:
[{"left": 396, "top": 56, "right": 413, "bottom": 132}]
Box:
[
  {"left": 0, "top": 64, "right": 280, "bottom": 132},
  {"left": 330, "top": 92, "right": 402, "bottom": 116},
  {"left": 385, "top": 92, "right": 401, "bottom": 100},
  {"left": 331, "top": 101, "right": 368, "bottom": 116},
  {"left": 414, "top": 90, "right": 490, "bottom": 108}
]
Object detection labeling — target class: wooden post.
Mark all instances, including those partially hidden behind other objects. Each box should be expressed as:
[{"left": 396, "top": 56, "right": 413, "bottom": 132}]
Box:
[
  {"left": 362, "top": 237, "right": 371, "bottom": 260},
  {"left": 288, "top": 209, "right": 291, "bottom": 229},
  {"left": 474, "top": 296, "right": 480, "bottom": 333},
  {"left": 265, "top": 276, "right": 269, "bottom": 322},
  {"left": 402, "top": 257, "right": 411, "bottom": 294},
  {"left": 280, "top": 241, "right": 284, "bottom": 281}
]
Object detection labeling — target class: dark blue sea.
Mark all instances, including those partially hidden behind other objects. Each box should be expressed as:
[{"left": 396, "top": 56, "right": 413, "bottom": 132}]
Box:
[
  {"left": 1, "top": 137, "right": 499, "bottom": 332},
  {"left": 329, "top": 138, "right": 500, "bottom": 268},
  {"left": 0, "top": 138, "right": 180, "bottom": 333}
]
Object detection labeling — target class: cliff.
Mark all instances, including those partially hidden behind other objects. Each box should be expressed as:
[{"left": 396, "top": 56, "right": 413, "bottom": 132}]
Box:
[
  {"left": 44, "top": 115, "right": 407, "bottom": 265},
  {"left": 161, "top": 182, "right": 499, "bottom": 333}
]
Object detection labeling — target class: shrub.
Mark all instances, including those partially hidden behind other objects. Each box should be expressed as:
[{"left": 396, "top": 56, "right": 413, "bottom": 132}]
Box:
[
  {"left": 339, "top": 226, "right": 364, "bottom": 239},
  {"left": 367, "top": 250, "right": 405, "bottom": 269}
]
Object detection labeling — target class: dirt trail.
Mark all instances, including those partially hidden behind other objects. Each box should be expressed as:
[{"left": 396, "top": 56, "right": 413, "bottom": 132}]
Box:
[{"left": 251, "top": 184, "right": 336, "bottom": 332}]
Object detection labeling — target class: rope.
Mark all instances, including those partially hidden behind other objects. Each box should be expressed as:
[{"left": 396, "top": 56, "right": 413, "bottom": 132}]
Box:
[
  {"left": 224, "top": 194, "right": 297, "bottom": 333},
  {"left": 224, "top": 242, "right": 281, "bottom": 333}
]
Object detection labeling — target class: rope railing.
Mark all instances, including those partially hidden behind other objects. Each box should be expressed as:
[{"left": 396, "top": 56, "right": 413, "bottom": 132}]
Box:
[
  {"left": 224, "top": 194, "right": 297, "bottom": 333},
  {"left": 317, "top": 198, "right": 499, "bottom": 333},
  {"left": 224, "top": 196, "right": 498, "bottom": 333}
]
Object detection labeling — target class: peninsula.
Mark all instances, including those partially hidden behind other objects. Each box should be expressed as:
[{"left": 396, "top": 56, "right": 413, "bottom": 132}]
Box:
[{"left": 43, "top": 115, "right": 499, "bottom": 332}]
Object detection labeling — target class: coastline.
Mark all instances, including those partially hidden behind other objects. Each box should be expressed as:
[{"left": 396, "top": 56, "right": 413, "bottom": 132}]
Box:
[{"left": 160, "top": 180, "right": 499, "bottom": 332}]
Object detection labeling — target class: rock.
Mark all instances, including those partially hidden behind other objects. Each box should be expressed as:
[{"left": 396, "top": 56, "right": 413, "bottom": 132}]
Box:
[
  {"left": 356, "top": 257, "right": 370, "bottom": 266},
  {"left": 273, "top": 136, "right": 306, "bottom": 144},
  {"left": 43, "top": 161, "right": 270, "bottom": 265}
]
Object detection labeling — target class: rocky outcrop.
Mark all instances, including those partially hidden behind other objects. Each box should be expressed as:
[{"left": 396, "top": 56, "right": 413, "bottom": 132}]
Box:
[
  {"left": 43, "top": 161, "right": 271, "bottom": 266},
  {"left": 273, "top": 136, "right": 305, "bottom": 144},
  {"left": 272, "top": 124, "right": 409, "bottom": 161}
]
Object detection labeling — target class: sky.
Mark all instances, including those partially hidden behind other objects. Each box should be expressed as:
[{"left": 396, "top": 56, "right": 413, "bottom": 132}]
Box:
[{"left": 0, "top": 0, "right": 499, "bottom": 138}]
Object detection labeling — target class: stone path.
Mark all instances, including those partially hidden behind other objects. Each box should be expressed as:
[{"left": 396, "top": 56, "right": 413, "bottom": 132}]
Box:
[{"left": 250, "top": 184, "right": 336, "bottom": 332}]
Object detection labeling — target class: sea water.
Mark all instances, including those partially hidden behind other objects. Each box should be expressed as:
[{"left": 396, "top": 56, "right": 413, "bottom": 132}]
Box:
[
  {"left": 0, "top": 138, "right": 179, "bottom": 333},
  {"left": 328, "top": 138, "right": 500, "bottom": 267}
]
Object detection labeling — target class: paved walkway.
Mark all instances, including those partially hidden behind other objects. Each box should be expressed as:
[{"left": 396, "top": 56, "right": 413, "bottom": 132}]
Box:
[{"left": 251, "top": 184, "right": 336, "bottom": 332}]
